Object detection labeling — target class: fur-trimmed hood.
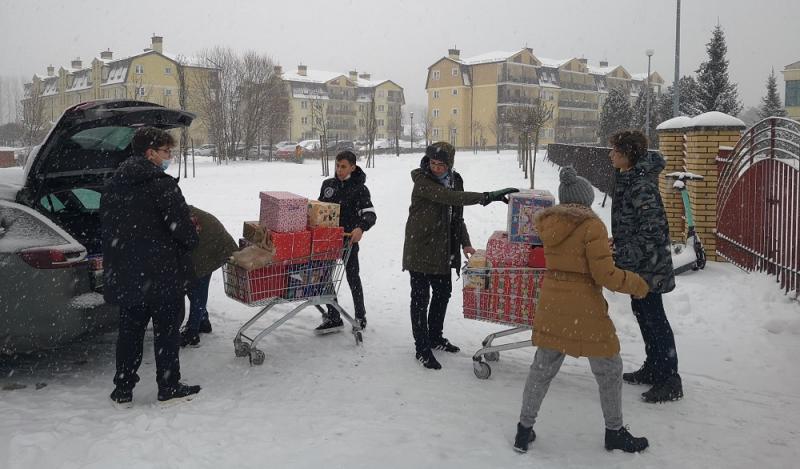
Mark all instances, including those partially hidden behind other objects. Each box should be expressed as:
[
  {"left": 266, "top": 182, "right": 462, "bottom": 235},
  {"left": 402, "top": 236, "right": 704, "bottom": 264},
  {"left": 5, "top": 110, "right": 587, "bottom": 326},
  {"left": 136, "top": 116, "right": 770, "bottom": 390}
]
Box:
[{"left": 533, "top": 203, "right": 599, "bottom": 247}]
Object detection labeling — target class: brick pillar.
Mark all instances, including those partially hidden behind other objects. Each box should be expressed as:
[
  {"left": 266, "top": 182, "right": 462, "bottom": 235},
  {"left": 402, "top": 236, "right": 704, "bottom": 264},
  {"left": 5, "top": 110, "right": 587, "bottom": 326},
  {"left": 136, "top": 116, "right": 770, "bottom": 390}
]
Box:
[
  {"left": 656, "top": 116, "right": 692, "bottom": 243},
  {"left": 683, "top": 112, "right": 745, "bottom": 261}
]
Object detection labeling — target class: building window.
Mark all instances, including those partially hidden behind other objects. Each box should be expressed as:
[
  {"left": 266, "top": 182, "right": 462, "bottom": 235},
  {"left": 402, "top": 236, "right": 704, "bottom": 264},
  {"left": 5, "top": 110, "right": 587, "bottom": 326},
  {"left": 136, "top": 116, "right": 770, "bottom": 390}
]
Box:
[
  {"left": 452, "top": 108, "right": 458, "bottom": 116},
  {"left": 378, "top": 105, "right": 384, "bottom": 111},
  {"left": 359, "top": 104, "right": 365, "bottom": 112},
  {"left": 164, "top": 67, "right": 172, "bottom": 75},
  {"left": 452, "top": 67, "right": 459, "bottom": 77},
  {"left": 301, "top": 117, "right": 308, "bottom": 124},
  {"left": 301, "top": 100, "right": 308, "bottom": 109},
  {"left": 452, "top": 88, "right": 458, "bottom": 96},
  {"left": 787, "top": 80, "right": 800, "bottom": 107},
  {"left": 433, "top": 90, "right": 440, "bottom": 99},
  {"left": 377, "top": 90, "right": 385, "bottom": 98},
  {"left": 135, "top": 64, "right": 144, "bottom": 74},
  {"left": 432, "top": 109, "right": 440, "bottom": 118},
  {"left": 433, "top": 128, "right": 440, "bottom": 138},
  {"left": 378, "top": 119, "right": 385, "bottom": 127},
  {"left": 137, "top": 87, "right": 145, "bottom": 96},
  {"left": 432, "top": 70, "right": 440, "bottom": 80},
  {"left": 163, "top": 89, "right": 172, "bottom": 96}
]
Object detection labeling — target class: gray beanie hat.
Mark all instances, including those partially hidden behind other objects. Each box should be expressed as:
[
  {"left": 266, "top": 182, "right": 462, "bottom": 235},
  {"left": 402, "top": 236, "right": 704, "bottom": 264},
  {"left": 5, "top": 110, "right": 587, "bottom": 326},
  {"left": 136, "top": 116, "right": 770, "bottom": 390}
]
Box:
[{"left": 558, "top": 166, "right": 594, "bottom": 207}]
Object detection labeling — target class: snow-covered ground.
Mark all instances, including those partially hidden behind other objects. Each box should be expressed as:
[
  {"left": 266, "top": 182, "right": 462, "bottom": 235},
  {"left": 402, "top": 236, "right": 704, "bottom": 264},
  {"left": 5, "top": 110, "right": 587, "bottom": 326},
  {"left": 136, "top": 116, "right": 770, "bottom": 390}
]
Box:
[{"left": 1, "top": 151, "right": 799, "bottom": 469}]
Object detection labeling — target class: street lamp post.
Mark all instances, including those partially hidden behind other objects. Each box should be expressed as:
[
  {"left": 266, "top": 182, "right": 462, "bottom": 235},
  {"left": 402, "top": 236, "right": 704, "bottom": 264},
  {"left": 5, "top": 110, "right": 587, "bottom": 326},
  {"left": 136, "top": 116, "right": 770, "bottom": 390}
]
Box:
[
  {"left": 409, "top": 111, "right": 414, "bottom": 150},
  {"left": 645, "top": 49, "right": 654, "bottom": 140}
]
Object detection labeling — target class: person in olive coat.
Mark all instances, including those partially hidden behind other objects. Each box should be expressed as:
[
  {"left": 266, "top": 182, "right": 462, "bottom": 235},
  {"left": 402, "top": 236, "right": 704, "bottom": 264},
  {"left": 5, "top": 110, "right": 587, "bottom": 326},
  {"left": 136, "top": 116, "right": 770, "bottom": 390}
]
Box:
[
  {"left": 401, "top": 141, "right": 517, "bottom": 369},
  {"left": 102, "top": 127, "right": 201, "bottom": 406},
  {"left": 180, "top": 206, "right": 238, "bottom": 347}
]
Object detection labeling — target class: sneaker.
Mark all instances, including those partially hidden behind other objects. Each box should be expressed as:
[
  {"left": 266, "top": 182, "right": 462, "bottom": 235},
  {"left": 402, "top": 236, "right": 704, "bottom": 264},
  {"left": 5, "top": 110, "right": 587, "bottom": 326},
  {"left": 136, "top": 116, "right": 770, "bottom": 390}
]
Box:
[
  {"left": 605, "top": 426, "right": 649, "bottom": 453},
  {"left": 199, "top": 318, "right": 212, "bottom": 334},
  {"left": 642, "top": 374, "right": 683, "bottom": 403},
  {"left": 415, "top": 350, "right": 442, "bottom": 370},
  {"left": 180, "top": 330, "right": 200, "bottom": 348},
  {"left": 314, "top": 316, "right": 344, "bottom": 335},
  {"left": 109, "top": 387, "right": 133, "bottom": 408},
  {"left": 431, "top": 337, "right": 460, "bottom": 353},
  {"left": 157, "top": 383, "right": 201, "bottom": 403},
  {"left": 513, "top": 422, "right": 537, "bottom": 453},
  {"left": 623, "top": 364, "right": 655, "bottom": 385}
]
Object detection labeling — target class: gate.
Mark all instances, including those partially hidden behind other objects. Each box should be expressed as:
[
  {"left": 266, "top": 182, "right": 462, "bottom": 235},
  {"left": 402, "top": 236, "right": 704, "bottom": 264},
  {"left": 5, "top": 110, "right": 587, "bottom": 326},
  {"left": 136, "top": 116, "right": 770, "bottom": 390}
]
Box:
[{"left": 716, "top": 117, "right": 799, "bottom": 297}]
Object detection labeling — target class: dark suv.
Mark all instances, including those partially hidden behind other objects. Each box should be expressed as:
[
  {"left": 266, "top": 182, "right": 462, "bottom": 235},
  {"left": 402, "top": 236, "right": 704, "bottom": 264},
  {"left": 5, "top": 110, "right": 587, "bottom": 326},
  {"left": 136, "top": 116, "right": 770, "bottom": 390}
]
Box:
[{"left": 0, "top": 100, "right": 194, "bottom": 354}]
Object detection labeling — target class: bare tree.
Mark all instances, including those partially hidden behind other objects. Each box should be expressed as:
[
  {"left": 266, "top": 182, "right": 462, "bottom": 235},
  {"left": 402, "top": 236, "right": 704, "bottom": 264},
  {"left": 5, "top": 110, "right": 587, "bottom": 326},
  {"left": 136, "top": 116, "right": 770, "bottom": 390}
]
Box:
[
  {"left": 488, "top": 110, "right": 502, "bottom": 154},
  {"left": 239, "top": 51, "right": 279, "bottom": 157},
  {"left": 263, "top": 74, "right": 289, "bottom": 162},
  {"left": 470, "top": 120, "right": 484, "bottom": 154},
  {"left": 364, "top": 95, "right": 377, "bottom": 168},
  {"left": 505, "top": 99, "right": 554, "bottom": 189},
  {"left": 420, "top": 106, "right": 432, "bottom": 148},
  {"left": 310, "top": 97, "right": 330, "bottom": 176},
  {"left": 20, "top": 82, "right": 47, "bottom": 147}
]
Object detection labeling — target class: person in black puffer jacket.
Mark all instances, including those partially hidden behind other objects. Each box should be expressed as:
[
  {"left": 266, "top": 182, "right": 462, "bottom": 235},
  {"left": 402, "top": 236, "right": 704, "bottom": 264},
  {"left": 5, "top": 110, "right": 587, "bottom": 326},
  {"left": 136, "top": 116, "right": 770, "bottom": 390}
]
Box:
[
  {"left": 314, "top": 151, "right": 377, "bottom": 334},
  {"left": 101, "top": 127, "right": 201, "bottom": 406},
  {"left": 609, "top": 129, "right": 682, "bottom": 404}
]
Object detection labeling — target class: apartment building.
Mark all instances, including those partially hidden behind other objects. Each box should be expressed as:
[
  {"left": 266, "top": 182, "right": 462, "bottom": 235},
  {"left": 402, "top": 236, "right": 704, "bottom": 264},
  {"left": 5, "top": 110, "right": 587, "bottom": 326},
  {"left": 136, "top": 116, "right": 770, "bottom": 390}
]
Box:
[
  {"left": 425, "top": 48, "right": 663, "bottom": 148},
  {"left": 782, "top": 61, "right": 800, "bottom": 121},
  {"left": 280, "top": 65, "right": 404, "bottom": 142},
  {"left": 22, "top": 36, "right": 214, "bottom": 144}
]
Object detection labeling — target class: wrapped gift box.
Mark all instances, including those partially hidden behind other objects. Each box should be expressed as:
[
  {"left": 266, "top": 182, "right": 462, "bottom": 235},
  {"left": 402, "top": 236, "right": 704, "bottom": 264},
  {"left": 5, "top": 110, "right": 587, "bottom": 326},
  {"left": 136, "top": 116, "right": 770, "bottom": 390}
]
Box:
[
  {"left": 310, "top": 226, "right": 345, "bottom": 261},
  {"left": 467, "top": 249, "right": 491, "bottom": 268},
  {"left": 462, "top": 287, "right": 492, "bottom": 320},
  {"left": 224, "top": 263, "right": 288, "bottom": 303},
  {"left": 265, "top": 229, "right": 312, "bottom": 263},
  {"left": 284, "top": 262, "right": 311, "bottom": 300},
  {"left": 243, "top": 221, "right": 268, "bottom": 247},
  {"left": 308, "top": 200, "right": 340, "bottom": 228},
  {"left": 486, "top": 231, "right": 530, "bottom": 267},
  {"left": 259, "top": 191, "right": 308, "bottom": 233},
  {"left": 486, "top": 269, "right": 545, "bottom": 326},
  {"left": 528, "top": 246, "right": 546, "bottom": 268},
  {"left": 282, "top": 261, "right": 337, "bottom": 299},
  {"left": 507, "top": 189, "right": 555, "bottom": 245}
]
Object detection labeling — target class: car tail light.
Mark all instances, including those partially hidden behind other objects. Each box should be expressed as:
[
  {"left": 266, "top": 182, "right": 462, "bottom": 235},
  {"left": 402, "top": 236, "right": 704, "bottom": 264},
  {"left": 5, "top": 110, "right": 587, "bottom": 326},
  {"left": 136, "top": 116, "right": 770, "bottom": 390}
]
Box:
[{"left": 18, "top": 248, "right": 86, "bottom": 269}]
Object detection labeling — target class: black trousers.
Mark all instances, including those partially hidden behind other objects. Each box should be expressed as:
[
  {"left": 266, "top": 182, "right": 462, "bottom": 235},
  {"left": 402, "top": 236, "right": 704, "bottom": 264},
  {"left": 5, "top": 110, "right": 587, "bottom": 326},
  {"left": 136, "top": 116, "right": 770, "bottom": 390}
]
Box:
[
  {"left": 631, "top": 292, "right": 679, "bottom": 383},
  {"left": 409, "top": 271, "right": 452, "bottom": 353},
  {"left": 328, "top": 243, "right": 366, "bottom": 320},
  {"left": 113, "top": 297, "right": 183, "bottom": 391}
]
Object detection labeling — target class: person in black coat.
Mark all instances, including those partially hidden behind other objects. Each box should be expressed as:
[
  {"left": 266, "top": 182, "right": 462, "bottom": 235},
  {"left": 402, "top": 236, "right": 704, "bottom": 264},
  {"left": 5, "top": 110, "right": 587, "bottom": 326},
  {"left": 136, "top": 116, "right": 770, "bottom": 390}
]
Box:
[
  {"left": 314, "top": 151, "right": 377, "bottom": 334},
  {"left": 101, "top": 127, "right": 201, "bottom": 406}
]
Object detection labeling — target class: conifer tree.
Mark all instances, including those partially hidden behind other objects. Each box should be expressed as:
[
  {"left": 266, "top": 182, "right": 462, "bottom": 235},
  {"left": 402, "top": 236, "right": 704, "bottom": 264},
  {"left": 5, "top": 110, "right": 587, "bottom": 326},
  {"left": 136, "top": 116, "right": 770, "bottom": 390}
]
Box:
[
  {"left": 757, "top": 68, "right": 787, "bottom": 119},
  {"left": 599, "top": 87, "right": 632, "bottom": 143},
  {"left": 696, "top": 25, "right": 742, "bottom": 115}
]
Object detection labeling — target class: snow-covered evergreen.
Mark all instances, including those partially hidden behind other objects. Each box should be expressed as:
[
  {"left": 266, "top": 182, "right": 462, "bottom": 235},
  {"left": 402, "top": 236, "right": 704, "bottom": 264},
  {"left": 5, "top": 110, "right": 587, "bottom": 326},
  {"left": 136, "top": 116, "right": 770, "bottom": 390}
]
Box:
[
  {"left": 599, "top": 87, "right": 632, "bottom": 143},
  {"left": 657, "top": 76, "right": 703, "bottom": 121},
  {"left": 758, "top": 68, "right": 787, "bottom": 119},
  {"left": 695, "top": 25, "right": 742, "bottom": 116}
]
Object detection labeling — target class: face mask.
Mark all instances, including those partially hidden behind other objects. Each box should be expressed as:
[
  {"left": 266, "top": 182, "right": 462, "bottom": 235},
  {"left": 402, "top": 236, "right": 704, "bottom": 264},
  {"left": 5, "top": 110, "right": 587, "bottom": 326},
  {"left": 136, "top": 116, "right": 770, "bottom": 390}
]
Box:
[{"left": 160, "top": 160, "right": 171, "bottom": 171}]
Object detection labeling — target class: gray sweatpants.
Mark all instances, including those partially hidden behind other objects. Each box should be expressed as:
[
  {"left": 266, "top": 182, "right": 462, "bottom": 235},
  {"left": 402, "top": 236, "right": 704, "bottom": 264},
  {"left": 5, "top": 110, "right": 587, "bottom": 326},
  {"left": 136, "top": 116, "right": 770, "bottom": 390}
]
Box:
[{"left": 519, "top": 347, "right": 623, "bottom": 430}]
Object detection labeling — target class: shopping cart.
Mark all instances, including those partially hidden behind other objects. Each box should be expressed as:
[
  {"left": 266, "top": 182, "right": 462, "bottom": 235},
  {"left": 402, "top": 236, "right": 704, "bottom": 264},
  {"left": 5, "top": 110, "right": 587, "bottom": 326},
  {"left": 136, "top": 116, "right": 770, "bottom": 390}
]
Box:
[
  {"left": 462, "top": 266, "right": 545, "bottom": 379},
  {"left": 223, "top": 237, "right": 360, "bottom": 365}
]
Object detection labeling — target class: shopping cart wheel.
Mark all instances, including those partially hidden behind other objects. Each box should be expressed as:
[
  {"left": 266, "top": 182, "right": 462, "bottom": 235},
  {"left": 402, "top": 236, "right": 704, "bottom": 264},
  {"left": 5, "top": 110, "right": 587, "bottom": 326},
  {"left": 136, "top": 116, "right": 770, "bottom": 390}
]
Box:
[
  {"left": 234, "top": 340, "right": 251, "bottom": 358},
  {"left": 249, "top": 349, "right": 266, "bottom": 366},
  {"left": 354, "top": 331, "right": 363, "bottom": 345},
  {"left": 473, "top": 361, "right": 491, "bottom": 380},
  {"left": 484, "top": 351, "right": 500, "bottom": 362}
]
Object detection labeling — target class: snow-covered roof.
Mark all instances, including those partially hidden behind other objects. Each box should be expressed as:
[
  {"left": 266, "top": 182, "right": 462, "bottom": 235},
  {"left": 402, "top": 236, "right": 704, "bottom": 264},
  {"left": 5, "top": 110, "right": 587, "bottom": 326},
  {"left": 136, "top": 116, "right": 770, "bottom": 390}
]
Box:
[
  {"left": 103, "top": 63, "right": 128, "bottom": 86},
  {"left": 161, "top": 52, "right": 215, "bottom": 69},
  {"left": 459, "top": 50, "right": 517, "bottom": 65},
  {"left": 67, "top": 70, "right": 92, "bottom": 91},
  {"left": 537, "top": 57, "right": 570, "bottom": 68},
  {"left": 283, "top": 69, "right": 346, "bottom": 85},
  {"left": 588, "top": 65, "right": 614, "bottom": 75},
  {"left": 657, "top": 116, "right": 693, "bottom": 131},
  {"left": 41, "top": 77, "right": 59, "bottom": 96},
  {"left": 630, "top": 72, "right": 649, "bottom": 81},
  {"left": 688, "top": 111, "right": 746, "bottom": 128}
]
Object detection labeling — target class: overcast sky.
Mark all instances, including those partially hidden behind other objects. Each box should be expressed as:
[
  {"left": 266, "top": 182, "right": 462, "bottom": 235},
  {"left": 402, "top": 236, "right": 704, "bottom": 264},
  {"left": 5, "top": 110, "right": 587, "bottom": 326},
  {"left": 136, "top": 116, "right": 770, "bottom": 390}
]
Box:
[{"left": 1, "top": 0, "right": 798, "bottom": 114}]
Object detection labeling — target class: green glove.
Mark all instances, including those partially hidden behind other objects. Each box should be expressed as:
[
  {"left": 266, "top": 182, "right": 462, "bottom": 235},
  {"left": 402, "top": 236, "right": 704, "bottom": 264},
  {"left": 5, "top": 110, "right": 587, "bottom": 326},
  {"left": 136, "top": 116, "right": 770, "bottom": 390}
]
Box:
[{"left": 481, "top": 188, "right": 520, "bottom": 206}]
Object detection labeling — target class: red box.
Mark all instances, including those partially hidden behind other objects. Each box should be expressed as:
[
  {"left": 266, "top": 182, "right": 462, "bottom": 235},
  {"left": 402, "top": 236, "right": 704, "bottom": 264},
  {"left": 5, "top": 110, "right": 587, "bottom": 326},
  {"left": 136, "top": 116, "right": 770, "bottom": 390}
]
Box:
[
  {"left": 528, "top": 246, "right": 546, "bottom": 268},
  {"left": 310, "top": 226, "right": 344, "bottom": 261},
  {"left": 259, "top": 191, "right": 308, "bottom": 233},
  {"left": 462, "top": 287, "right": 491, "bottom": 320},
  {"left": 486, "top": 231, "right": 530, "bottom": 267},
  {"left": 488, "top": 269, "right": 544, "bottom": 326},
  {"left": 266, "top": 230, "right": 312, "bottom": 263},
  {"left": 224, "top": 263, "right": 288, "bottom": 303}
]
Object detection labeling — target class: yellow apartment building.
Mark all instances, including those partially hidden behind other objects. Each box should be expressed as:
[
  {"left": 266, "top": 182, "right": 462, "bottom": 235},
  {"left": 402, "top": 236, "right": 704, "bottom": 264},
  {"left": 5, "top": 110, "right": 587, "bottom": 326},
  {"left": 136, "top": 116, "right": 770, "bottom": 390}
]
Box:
[
  {"left": 23, "top": 36, "right": 214, "bottom": 144},
  {"left": 425, "top": 48, "right": 663, "bottom": 148},
  {"left": 280, "top": 65, "right": 404, "bottom": 143},
  {"left": 782, "top": 61, "right": 800, "bottom": 121}
]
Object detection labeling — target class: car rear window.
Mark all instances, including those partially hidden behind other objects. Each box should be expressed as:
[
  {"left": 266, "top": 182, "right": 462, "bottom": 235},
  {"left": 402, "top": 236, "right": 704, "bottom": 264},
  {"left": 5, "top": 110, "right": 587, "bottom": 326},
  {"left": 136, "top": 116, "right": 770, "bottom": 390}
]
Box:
[
  {"left": 0, "top": 204, "right": 67, "bottom": 253},
  {"left": 69, "top": 126, "right": 136, "bottom": 151}
]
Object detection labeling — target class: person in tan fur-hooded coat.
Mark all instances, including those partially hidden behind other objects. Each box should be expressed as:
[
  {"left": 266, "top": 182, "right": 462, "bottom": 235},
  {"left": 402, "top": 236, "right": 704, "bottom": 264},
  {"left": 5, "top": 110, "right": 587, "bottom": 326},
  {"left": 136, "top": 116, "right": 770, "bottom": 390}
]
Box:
[{"left": 513, "top": 166, "right": 652, "bottom": 455}]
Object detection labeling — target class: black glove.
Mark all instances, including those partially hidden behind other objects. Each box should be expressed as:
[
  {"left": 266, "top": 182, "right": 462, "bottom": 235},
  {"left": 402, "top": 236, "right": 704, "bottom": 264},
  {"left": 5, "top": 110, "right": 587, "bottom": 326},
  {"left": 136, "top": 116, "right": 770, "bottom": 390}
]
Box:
[{"left": 481, "top": 188, "right": 520, "bottom": 206}]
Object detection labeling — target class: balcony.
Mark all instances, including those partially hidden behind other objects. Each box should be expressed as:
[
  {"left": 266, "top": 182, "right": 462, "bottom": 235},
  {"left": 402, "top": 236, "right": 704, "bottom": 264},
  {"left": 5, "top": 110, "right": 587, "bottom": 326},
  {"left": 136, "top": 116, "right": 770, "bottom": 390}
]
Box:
[
  {"left": 559, "top": 81, "right": 597, "bottom": 92},
  {"left": 328, "top": 108, "right": 357, "bottom": 116},
  {"left": 497, "top": 96, "right": 540, "bottom": 106},
  {"left": 556, "top": 118, "right": 599, "bottom": 128},
  {"left": 557, "top": 100, "right": 598, "bottom": 110}
]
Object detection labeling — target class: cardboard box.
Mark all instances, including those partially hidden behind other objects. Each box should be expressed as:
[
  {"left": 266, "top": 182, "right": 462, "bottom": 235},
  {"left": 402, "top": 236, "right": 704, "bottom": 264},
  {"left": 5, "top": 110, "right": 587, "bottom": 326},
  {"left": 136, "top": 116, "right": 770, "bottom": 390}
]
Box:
[
  {"left": 265, "top": 230, "right": 312, "bottom": 263},
  {"left": 308, "top": 200, "right": 340, "bottom": 228},
  {"left": 259, "top": 191, "right": 308, "bottom": 233},
  {"left": 507, "top": 189, "right": 555, "bottom": 245},
  {"left": 310, "top": 226, "right": 345, "bottom": 261},
  {"left": 224, "top": 263, "right": 288, "bottom": 303},
  {"left": 462, "top": 287, "right": 491, "bottom": 320},
  {"left": 486, "top": 231, "right": 530, "bottom": 268},
  {"left": 243, "top": 221, "right": 268, "bottom": 247}
]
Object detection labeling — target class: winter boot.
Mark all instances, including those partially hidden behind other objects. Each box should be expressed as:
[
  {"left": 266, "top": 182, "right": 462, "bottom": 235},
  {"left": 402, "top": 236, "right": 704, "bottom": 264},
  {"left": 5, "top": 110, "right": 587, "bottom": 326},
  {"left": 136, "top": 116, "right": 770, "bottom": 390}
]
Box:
[
  {"left": 415, "top": 349, "right": 442, "bottom": 370},
  {"left": 623, "top": 364, "right": 655, "bottom": 385},
  {"left": 605, "top": 426, "right": 649, "bottom": 453},
  {"left": 180, "top": 330, "right": 200, "bottom": 348},
  {"left": 199, "top": 318, "right": 213, "bottom": 334},
  {"left": 642, "top": 374, "right": 683, "bottom": 403},
  {"left": 314, "top": 316, "right": 345, "bottom": 335},
  {"left": 513, "top": 423, "right": 537, "bottom": 453},
  {"left": 430, "top": 337, "right": 460, "bottom": 353},
  {"left": 109, "top": 387, "right": 133, "bottom": 408},
  {"left": 355, "top": 316, "right": 367, "bottom": 330},
  {"left": 158, "top": 383, "right": 201, "bottom": 404}
]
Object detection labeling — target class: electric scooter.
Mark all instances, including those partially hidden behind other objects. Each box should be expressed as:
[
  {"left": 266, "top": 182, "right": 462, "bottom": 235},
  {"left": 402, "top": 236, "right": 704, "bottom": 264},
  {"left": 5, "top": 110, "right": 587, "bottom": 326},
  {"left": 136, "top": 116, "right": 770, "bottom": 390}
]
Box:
[{"left": 665, "top": 171, "right": 706, "bottom": 275}]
